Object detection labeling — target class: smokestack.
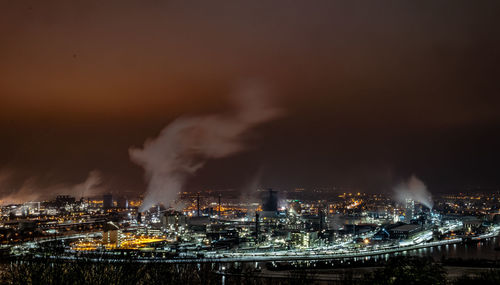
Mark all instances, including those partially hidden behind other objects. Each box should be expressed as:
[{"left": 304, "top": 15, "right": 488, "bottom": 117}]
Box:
[
  {"left": 218, "top": 194, "right": 221, "bottom": 217},
  {"left": 255, "top": 211, "right": 260, "bottom": 243},
  {"left": 197, "top": 193, "right": 200, "bottom": 217},
  {"left": 137, "top": 212, "right": 142, "bottom": 224},
  {"left": 319, "top": 206, "right": 324, "bottom": 233}
]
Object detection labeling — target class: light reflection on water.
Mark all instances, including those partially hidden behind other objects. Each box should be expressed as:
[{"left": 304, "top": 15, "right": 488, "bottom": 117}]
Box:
[
  {"left": 398, "top": 237, "right": 500, "bottom": 260},
  {"left": 337, "top": 237, "right": 500, "bottom": 263}
]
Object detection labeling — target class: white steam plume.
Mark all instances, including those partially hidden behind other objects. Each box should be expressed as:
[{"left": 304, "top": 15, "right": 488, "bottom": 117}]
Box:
[
  {"left": 238, "top": 169, "right": 263, "bottom": 206},
  {"left": 393, "top": 175, "right": 433, "bottom": 209},
  {"left": 0, "top": 170, "right": 105, "bottom": 205},
  {"left": 129, "top": 85, "right": 282, "bottom": 211}
]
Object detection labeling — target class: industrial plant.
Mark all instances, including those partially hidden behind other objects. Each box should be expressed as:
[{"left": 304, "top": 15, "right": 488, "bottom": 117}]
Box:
[{"left": 2, "top": 186, "right": 500, "bottom": 267}]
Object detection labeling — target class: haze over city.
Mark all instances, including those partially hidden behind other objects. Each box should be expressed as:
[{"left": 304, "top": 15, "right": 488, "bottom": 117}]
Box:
[{"left": 1, "top": 1, "right": 500, "bottom": 204}]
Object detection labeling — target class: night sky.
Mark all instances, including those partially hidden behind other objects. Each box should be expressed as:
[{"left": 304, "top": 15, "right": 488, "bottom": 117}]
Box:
[{"left": 1, "top": 1, "right": 500, "bottom": 201}]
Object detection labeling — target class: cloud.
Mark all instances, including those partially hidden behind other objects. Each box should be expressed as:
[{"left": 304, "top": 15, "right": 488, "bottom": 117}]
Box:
[{"left": 130, "top": 83, "right": 283, "bottom": 211}]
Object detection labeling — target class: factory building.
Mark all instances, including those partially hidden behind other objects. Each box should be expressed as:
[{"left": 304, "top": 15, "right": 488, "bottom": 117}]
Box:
[
  {"left": 261, "top": 189, "right": 278, "bottom": 219},
  {"left": 102, "top": 222, "right": 120, "bottom": 247},
  {"left": 388, "top": 224, "right": 421, "bottom": 240},
  {"left": 405, "top": 198, "right": 415, "bottom": 222},
  {"left": 103, "top": 194, "right": 113, "bottom": 210}
]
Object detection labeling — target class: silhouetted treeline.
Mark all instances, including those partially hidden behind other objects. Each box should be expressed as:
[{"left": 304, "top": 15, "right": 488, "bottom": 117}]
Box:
[
  {"left": 0, "top": 260, "right": 220, "bottom": 285},
  {"left": 1, "top": 256, "right": 500, "bottom": 284}
]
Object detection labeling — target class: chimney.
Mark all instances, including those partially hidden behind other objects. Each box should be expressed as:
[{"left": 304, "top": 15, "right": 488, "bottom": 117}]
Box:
[
  {"left": 255, "top": 211, "right": 260, "bottom": 243},
  {"left": 197, "top": 193, "right": 200, "bottom": 217},
  {"left": 218, "top": 194, "right": 221, "bottom": 217}
]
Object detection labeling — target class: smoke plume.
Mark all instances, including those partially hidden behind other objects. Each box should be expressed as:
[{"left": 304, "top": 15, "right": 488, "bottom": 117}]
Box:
[
  {"left": 0, "top": 170, "right": 105, "bottom": 205},
  {"left": 393, "top": 175, "right": 433, "bottom": 209},
  {"left": 129, "top": 85, "right": 282, "bottom": 211},
  {"left": 238, "top": 168, "right": 263, "bottom": 204}
]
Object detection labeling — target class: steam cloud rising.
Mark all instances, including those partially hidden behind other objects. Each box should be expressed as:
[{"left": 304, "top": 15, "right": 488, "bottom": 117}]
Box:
[
  {"left": 393, "top": 175, "right": 434, "bottom": 209},
  {"left": 129, "top": 85, "right": 282, "bottom": 211},
  {"left": 0, "top": 170, "right": 105, "bottom": 205}
]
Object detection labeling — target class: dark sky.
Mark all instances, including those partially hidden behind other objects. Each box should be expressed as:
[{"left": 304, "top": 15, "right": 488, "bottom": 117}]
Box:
[{"left": 1, "top": 1, "right": 500, "bottom": 201}]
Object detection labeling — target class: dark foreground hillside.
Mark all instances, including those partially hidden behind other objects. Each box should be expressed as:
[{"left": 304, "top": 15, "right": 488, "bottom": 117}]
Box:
[{"left": 1, "top": 256, "right": 500, "bottom": 285}]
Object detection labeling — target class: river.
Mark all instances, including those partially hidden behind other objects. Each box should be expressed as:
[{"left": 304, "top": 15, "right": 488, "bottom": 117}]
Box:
[{"left": 392, "top": 237, "right": 500, "bottom": 261}]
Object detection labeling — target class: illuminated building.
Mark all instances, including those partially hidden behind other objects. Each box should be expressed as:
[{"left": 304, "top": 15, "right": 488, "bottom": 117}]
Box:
[
  {"left": 102, "top": 222, "right": 120, "bottom": 246},
  {"left": 55, "top": 195, "right": 75, "bottom": 207},
  {"left": 23, "top": 202, "right": 40, "bottom": 215},
  {"left": 405, "top": 198, "right": 415, "bottom": 222}
]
